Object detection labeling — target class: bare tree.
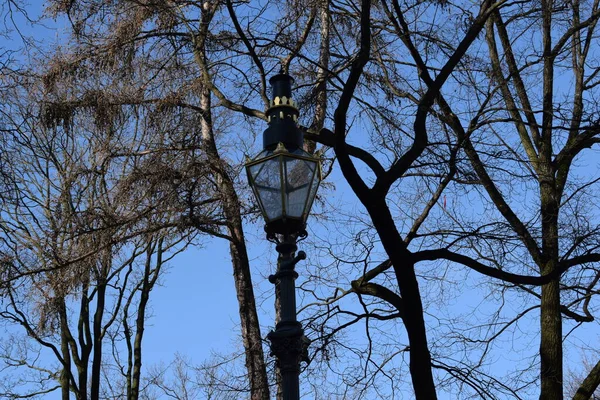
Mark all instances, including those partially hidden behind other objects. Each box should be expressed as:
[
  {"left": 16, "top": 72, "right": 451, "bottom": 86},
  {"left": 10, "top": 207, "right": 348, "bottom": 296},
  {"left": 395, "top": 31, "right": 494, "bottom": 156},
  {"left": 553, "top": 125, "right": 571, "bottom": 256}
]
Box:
[
  {"left": 0, "top": 62, "right": 218, "bottom": 398},
  {"left": 19, "top": 1, "right": 274, "bottom": 398}
]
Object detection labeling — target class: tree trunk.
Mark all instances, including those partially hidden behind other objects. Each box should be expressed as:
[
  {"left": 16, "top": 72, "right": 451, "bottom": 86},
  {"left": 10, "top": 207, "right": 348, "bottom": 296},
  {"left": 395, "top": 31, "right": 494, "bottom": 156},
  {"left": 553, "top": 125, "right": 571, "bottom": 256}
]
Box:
[
  {"left": 229, "top": 225, "right": 272, "bottom": 400},
  {"left": 60, "top": 301, "right": 73, "bottom": 400},
  {"left": 91, "top": 245, "right": 111, "bottom": 400},
  {"left": 368, "top": 199, "right": 438, "bottom": 400},
  {"left": 78, "top": 283, "right": 91, "bottom": 399},
  {"left": 540, "top": 277, "right": 563, "bottom": 400},
  {"left": 130, "top": 239, "right": 162, "bottom": 400},
  {"left": 539, "top": 149, "right": 562, "bottom": 400},
  {"left": 91, "top": 280, "right": 106, "bottom": 400},
  {"left": 200, "top": 88, "right": 270, "bottom": 400},
  {"left": 539, "top": 209, "right": 563, "bottom": 400}
]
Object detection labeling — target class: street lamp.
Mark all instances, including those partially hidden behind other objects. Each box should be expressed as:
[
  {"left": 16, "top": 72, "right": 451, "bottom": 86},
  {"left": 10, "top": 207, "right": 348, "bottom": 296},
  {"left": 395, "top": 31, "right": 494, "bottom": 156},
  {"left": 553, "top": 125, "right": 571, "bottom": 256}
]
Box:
[{"left": 246, "top": 73, "right": 321, "bottom": 399}]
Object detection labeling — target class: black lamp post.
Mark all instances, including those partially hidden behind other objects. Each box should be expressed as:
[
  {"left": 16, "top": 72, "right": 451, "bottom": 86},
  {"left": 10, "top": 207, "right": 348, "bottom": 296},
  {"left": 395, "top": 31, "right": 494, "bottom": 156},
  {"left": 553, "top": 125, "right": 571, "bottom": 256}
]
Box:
[{"left": 246, "top": 73, "right": 321, "bottom": 399}]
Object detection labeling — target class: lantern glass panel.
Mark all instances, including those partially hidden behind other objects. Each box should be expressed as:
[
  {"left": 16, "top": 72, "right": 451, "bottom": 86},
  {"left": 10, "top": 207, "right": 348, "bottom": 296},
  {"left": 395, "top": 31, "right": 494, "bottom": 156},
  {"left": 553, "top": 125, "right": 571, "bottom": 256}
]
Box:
[
  {"left": 306, "top": 161, "right": 321, "bottom": 214},
  {"left": 249, "top": 157, "right": 283, "bottom": 221},
  {"left": 247, "top": 145, "right": 321, "bottom": 233},
  {"left": 283, "top": 157, "right": 316, "bottom": 218}
]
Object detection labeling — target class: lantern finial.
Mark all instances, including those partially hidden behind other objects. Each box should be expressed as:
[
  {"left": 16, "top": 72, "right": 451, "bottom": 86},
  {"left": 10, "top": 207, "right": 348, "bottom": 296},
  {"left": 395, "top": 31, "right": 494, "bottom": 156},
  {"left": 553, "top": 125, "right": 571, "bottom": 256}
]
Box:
[{"left": 274, "top": 142, "right": 287, "bottom": 154}]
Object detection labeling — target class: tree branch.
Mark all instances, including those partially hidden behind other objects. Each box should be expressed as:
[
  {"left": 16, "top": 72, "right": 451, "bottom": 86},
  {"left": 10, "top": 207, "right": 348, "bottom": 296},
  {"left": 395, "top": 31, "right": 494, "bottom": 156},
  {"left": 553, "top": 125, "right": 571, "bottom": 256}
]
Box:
[
  {"left": 332, "top": 0, "right": 372, "bottom": 201},
  {"left": 413, "top": 248, "right": 570, "bottom": 285},
  {"left": 573, "top": 358, "right": 600, "bottom": 400}
]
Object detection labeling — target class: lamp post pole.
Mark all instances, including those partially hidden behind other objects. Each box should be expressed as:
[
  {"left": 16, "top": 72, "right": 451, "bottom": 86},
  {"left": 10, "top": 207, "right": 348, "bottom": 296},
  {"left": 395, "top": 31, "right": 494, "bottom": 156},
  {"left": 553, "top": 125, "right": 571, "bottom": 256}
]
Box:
[
  {"left": 268, "top": 234, "right": 309, "bottom": 399},
  {"left": 245, "top": 72, "right": 321, "bottom": 400}
]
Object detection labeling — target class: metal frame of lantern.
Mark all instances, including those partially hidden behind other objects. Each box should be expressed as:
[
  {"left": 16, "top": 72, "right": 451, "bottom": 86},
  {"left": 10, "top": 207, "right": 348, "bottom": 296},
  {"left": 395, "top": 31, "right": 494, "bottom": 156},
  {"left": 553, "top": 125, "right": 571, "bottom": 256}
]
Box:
[{"left": 245, "top": 72, "right": 321, "bottom": 400}]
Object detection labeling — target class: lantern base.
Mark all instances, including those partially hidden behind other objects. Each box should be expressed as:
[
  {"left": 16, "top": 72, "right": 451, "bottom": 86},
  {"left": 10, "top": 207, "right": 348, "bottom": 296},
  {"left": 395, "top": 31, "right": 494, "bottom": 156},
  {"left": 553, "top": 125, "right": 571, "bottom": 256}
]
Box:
[{"left": 265, "top": 219, "right": 307, "bottom": 239}]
